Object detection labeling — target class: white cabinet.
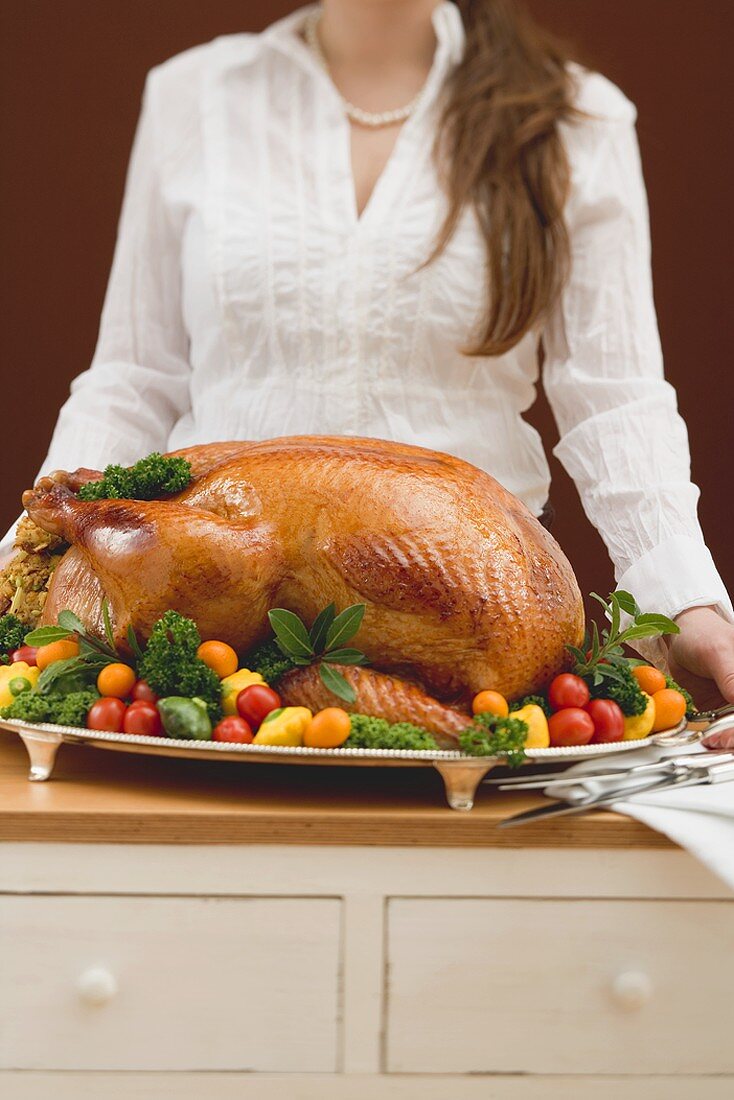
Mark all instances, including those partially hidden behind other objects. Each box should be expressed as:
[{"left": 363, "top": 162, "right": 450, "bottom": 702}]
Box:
[
  {"left": 385, "top": 897, "right": 734, "bottom": 1075},
  {"left": 0, "top": 895, "right": 341, "bottom": 1072},
  {"left": 0, "top": 843, "right": 731, "bottom": 1098}
]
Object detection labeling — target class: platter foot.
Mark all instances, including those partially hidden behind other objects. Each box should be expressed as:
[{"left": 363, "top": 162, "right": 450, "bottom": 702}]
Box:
[
  {"left": 19, "top": 728, "right": 63, "bottom": 781},
  {"left": 433, "top": 758, "right": 497, "bottom": 811}
]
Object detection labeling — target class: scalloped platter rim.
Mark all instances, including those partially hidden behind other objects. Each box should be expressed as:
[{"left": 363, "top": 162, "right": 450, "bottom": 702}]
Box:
[{"left": 0, "top": 716, "right": 658, "bottom": 765}]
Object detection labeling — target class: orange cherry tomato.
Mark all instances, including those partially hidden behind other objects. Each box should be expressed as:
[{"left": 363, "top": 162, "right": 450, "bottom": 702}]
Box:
[
  {"left": 471, "top": 690, "right": 509, "bottom": 718},
  {"left": 303, "top": 708, "right": 352, "bottom": 749},
  {"left": 632, "top": 665, "right": 667, "bottom": 696},
  {"left": 197, "top": 640, "right": 238, "bottom": 679},
  {"left": 651, "top": 688, "right": 687, "bottom": 733},
  {"left": 96, "top": 662, "right": 137, "bottom": 699},
  {"left": 36, "top": 638, "right": 79, "bottom": 670}
]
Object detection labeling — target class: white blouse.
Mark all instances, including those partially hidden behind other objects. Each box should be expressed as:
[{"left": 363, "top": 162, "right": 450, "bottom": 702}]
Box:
[{"left": 31, "top": 2, "right": 732, "bottom": 625}]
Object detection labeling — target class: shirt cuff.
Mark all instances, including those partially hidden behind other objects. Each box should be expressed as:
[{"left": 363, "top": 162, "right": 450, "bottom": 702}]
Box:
[{"left": 615, "top": 534, "right": 733, "bottom": 624}]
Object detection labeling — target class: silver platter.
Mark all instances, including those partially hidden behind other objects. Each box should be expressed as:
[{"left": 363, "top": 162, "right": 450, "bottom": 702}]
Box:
[{"left": 0, "top": 716, "right": 679, "bottom": 813}]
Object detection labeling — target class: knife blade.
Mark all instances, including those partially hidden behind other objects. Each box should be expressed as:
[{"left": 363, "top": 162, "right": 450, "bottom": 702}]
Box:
[
  {"left": 497, "top": 761, "right": 734, "bottom": 829},
  {"left": 490, "top": 751, "right": 734, "bottom": 791}
]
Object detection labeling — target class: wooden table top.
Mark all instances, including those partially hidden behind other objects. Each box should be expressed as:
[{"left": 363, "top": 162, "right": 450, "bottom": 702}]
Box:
[{"left": 0, "top": 730, "right": 673, "bottom": 848}]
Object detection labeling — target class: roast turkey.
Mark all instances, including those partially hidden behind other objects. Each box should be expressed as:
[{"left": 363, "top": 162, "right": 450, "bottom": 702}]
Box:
[{"left": 22, "top": 436, "right": 584, "bottom": 716}]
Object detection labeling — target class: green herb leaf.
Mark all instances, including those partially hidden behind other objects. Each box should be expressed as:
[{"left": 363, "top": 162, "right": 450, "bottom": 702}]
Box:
[
  {"left": 322, "top": 647, "right": 369, "bottom": 666},
  {"left": 614, "top": 590, "right": 640, "bottom": 617},
  {"left": 309, "top": 603, "right": 336, "bottom": 653},
  {"left": 267, "top": 609, "right": 314, "bottom": 660},
  {"left": 325, "top": 604, "right": 365, "bottom": 652},
  {"left": 633, "top": 613, "right": 680, "bottom": 634},
  {"left": 127, "top": 625, "right": 144, "bottom": 661},
  {"left": 23, "top": 625, "right": 71, "bottom": 647},
  {"left": 36, "top": 654, "right": 110, "bottom": 695},
  {"left": 57, "top": 609, "right": 86, "bottom": 636},
  {"left": 319, "top": 662, "right": 357, "bottom": 703},
  {"left": 101, "top": 599, "right": 116, "bottom": 651}
]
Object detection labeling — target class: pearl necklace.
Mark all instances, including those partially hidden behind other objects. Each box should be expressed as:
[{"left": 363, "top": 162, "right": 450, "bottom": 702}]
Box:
[{"left": 304, "top": 10, "right": 427, "bottom": 129}]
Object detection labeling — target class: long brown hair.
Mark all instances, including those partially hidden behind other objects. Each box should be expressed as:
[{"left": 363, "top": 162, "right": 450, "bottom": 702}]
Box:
[{"left": 432, "top": 0, "right": 576, "bottom": 356}]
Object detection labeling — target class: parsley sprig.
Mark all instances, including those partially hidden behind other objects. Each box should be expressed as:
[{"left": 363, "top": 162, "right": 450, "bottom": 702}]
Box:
[
  {"left": 569, "top": 590, "right": 679, "bottom": 690},
  {"left": 267, "top": 603, "right": 369, "bottom": 704}
]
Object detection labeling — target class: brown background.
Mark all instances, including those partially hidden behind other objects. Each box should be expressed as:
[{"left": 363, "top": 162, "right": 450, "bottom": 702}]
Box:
[{"left": 1, "top": 0, "right": 732, "bottom": 608}]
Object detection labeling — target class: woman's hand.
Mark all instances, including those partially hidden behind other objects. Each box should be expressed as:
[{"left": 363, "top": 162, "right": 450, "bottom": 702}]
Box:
[{"left": 667, "top": 606, "right": 734, "bottom": 712}]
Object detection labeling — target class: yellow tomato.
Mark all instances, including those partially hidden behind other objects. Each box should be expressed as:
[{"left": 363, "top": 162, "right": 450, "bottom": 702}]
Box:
[
  {"left": 221, "top": 668, "right": 265, "bottom": 715},
  {"left": 304, "top": 708, "right": 352, "bottom": 749},
  {"left": 97, "top": 663, "right": 136, "bottom": 699},
  {"left": 472, "top": 690, "right": 509, "bottom": 718},
  {"left": 36, "top": 639, "right": 79, "bottom": 670},
  {"left": 623, "top": 692, "right": 656, "bottom": 740},
  {"left": 197, "top": 640, "right": 238, "bottom": 679}
]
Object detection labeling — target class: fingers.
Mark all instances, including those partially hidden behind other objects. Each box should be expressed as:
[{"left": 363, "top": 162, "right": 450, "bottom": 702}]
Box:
[
  {"left": 702, "top": 727, "right": 734, "bottom": 751},
  {"left": 706, "top": 647, "right": 734, "bottom": 704}
]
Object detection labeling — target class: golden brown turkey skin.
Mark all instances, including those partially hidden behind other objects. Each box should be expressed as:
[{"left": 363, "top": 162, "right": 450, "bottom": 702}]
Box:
[
  {"left": 279, "top": 665, "right": 472, "bottom": 746},
  {"left": 23, "top": 436, "right": 584, "bottom": 702}
]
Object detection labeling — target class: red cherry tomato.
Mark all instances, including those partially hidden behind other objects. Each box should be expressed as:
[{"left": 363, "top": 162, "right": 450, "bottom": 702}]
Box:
[
  {"left": 213, "top": 716, "right": 254, "bottom": 743},
  {"left": 548, "top": 673, "right": 590, "bottom": 711},
  {"left": 130, "top": 679, "right": 158, "bottom": 704},
  {"left": 10, "top": 646, "right": 38, "bottom": 666},
  {"left": 87, "top": 697, "right": 127, "bottom": 733},
  {"left": 586, "top": 698, "right": 624, "bottom": 744},
  {"left": 123, "top": 700, "right": 163, "bottom": 736},
  {"left": 548, "top": 707, "right": 595, "bottom": 747},
  {"left": 236, "top": 684, "right": 281, "bottom": 729}
]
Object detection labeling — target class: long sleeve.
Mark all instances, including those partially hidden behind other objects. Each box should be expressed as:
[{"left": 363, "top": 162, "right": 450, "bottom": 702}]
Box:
[
  {"left": 543, "top": 81, "right": 733, "bottom": 630},
  {"left": 36, "top": 70, "right": 192, "bottom": 479}
]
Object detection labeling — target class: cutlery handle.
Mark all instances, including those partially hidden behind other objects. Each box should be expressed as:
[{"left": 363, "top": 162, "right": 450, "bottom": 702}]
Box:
[{"left": 707, "top": 760, "right": 734, "bottom": 783}]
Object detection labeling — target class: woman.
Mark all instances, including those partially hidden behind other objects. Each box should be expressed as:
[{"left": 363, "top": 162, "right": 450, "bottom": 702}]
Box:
[{"left": 15, "top": 0, "right": 734, "bottom": 704}]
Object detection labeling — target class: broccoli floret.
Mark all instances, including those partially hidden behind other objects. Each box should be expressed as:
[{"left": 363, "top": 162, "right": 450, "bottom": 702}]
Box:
[
  {"left": 78, "top": 453, "right": 192, "bottom": 501},
  {"left": 458, "top": 712, "right": 528, "bottom": 768},
  {"left": 665, "top": 674, "right": 697, "bottom": 719},
  {"left": 246, "top": 638, "right": 298, "bottom": 685},
  {"left": 588, "top": 662, "right": 647, "bottom": 716},
  {"left": 347, "top": 713, "right": 438, "bottom": 751},
  {"left": 510, "top": 693, "right": 552, "bottom": 718},
  {"left": 1, "top": 689, "right": 98, "bottom": 727},
  {"left": 138, "top": 611, "right": 222, "bottom": 722},
  {"left": 0, "top": 614, "right": 27, "bottom": 659}
]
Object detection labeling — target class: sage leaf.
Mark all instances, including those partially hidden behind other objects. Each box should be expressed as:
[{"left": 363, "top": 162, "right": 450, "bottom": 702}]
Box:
[
  {"left": 23, "top": 625, "right": 71, "bottom": 647},
  {"left": 57, "top": 609, "right": 86, "bottom": 636},
  {"left": 325, "top": 604, "right": 365, "bottom": 651},
  {"left": 268, "top": 609, "right": 314, "bottom": 659},
  {"left": 309, "top": 602, "right": 336, "bottom": 652},
  {"left": 322, "top": 647, "right": 369, "bottom": 666},
  {"left": 319, "top": 662, "right": 357, "bottom": 704}
]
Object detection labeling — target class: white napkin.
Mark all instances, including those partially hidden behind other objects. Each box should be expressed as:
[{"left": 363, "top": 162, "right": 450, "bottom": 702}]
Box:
[{"left": 548, "top": 745, "right": 734, "bottom": 891}]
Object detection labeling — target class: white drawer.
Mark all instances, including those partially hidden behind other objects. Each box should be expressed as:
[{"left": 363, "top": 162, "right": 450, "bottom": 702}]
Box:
[
  {"left": 386, "top": 897, "right": 734, "bottom": 1074},
  {"left": 0, "top": 895, "right": 341, "bottom": 1071}
]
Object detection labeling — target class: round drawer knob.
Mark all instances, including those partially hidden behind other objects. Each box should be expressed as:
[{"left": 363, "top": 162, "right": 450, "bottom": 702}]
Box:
[
  {"left": 77, "top": 966, "right": 118, "bottom": 1006},
  {"left": 611, "top": 970, "right": 653, "bottom": 1010}
]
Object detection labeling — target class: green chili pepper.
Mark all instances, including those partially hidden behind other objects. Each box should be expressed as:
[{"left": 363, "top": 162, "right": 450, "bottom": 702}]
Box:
[{"left": 157, "top": 696, "right": 212, "bottom": 741}]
